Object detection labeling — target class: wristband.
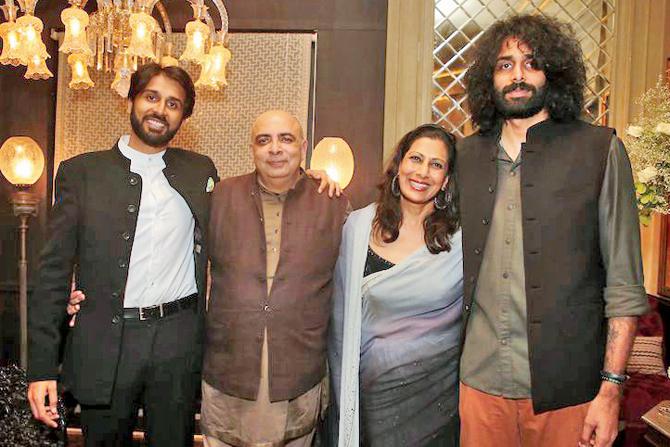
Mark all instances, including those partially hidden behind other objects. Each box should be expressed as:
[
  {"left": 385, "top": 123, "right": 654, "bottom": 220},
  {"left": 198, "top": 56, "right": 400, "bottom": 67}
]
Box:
[{"left": 600, "top": 370, "right": 628, "bottom": 386}]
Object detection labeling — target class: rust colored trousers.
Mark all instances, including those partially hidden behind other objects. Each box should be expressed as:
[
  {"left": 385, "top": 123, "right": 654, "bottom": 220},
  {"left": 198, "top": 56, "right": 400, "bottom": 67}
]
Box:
[{"left": 459, "top": 382, "right": 590, "bottom": 447}]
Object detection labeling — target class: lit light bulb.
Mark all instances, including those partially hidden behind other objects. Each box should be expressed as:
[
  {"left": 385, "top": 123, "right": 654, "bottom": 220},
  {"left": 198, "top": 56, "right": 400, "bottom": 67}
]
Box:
[
  {"left": 67, "top": 53, "right": 94, "bottom": 89},
  {"left": 25, "top": 53, "right": 53, "bottom": 80},
  {"left": 0, "top": 136, "right": 45, "bottom": 186},
  {"left": 194, "top": 53, "right": 219, "bottom": 90},
  {"left": 135, "top": 22, "right": 146, "bottom": 39},
  {"left": 325, "top": 165, "right": 341, "bottom": 183},
  {"left": 311, "top": 137, "right": 355, "bottom": 189},
  {"left": 180, "top": 19, "right": 209, "bottom": 63},
  {"left": 14, "top": 157, "right": 34, "bottom": 180},
  {"left": 127, "top": 12, "right": 157, "bottom": 59},
  {"left": 207, "top": 45, "right": 232, "bottom": 87},
  {"left": 59, "top": 6, "right": 92, "bottom": 55},
  {"left": 8, "top": 30, "right": 19, "bottom": 47},
  {"left": 70, "top": 18, "right": 81, "bottom": 36},
  {"left": 0, "top": 21, "right": 25, "bottom": 66},
  {"left": 24, "top": 26, "right": 36, "bottom": 42},
  {"left": 192, "top": 30, "right": 203, "bottom": 49},
  {"left": 16, "top": 15, "right": 48, "bottom": 62},
  {"left": 75, "top": 60, "right": 84, "bottom": 77}
]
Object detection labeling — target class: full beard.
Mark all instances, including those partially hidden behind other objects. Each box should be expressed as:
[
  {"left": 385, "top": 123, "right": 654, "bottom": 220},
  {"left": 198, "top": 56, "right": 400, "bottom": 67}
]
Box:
[
  {"left": 130, "top": 111, "right": 181, "bottom": 148},
  {"left": 494, "top": 81, "right": 547, "bottom": 119}
]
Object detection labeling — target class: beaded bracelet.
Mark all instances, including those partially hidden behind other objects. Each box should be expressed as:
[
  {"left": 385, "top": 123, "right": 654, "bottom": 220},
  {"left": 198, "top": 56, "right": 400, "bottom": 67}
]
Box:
[{"left": 600, "top": 370, "right": 629, "bottom": 386}]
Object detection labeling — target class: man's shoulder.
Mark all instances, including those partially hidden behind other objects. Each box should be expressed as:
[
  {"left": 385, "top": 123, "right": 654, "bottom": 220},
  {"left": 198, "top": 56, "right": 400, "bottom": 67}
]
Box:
[
  {"left": 457, "top": 131, "right": 493, "bottom": 148},
  {"left": 212, "top": 172, "right": 254, "bottom": 195},
  {"left": 167, "top": 147, "right": 215, "bottom": 166},
  {"left": 59, "top": 147, "right": 117, "bottom": 171},
  {"left": 455, "top": 132, "right": 494, "bottom": 163},
  {"left": 300, "top": 176, "right": 351, "bottom": 212}
]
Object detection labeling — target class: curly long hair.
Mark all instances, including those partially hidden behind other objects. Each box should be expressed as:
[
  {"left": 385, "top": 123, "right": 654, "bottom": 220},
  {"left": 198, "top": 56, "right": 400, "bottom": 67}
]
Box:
[
  {"left": 373, "top": 124, "right": 460, "bottom": 254},
  {"left": 465, "top": 14, "right": 586, "bottom": 134}
]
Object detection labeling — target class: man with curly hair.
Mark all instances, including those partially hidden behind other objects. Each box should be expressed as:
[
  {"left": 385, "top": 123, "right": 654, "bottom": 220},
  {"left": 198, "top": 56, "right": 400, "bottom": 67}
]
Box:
[{"left": 457, "top": 14, "right": 649, "bottom": 447}]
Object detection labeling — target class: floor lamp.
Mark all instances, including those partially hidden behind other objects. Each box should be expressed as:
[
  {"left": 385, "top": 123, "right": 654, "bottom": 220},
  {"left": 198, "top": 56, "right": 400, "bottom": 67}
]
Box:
[{"left": 0, "top": 136, "right": 45, "bottom": 369}]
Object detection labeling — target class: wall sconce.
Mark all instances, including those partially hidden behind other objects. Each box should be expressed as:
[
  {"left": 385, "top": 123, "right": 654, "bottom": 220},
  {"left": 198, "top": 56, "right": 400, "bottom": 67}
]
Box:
[
  {"left": 0, "top": 136, "right": 45, "bottom": 369},
  {"left": 311, "top": 137, "right": 355, "bottom": 189}
]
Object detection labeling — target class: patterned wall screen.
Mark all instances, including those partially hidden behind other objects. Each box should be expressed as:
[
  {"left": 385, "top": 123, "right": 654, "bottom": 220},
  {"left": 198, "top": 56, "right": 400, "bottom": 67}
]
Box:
[
  {"left": 433, "top": 0, "right": 615, "bottom": 137},
  {"left": 55, "top": 32, "right": 314, "bottom": 179}
]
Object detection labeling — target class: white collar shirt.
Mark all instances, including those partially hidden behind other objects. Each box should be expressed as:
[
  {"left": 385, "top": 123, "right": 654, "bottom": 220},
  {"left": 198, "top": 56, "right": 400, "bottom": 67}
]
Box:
[{"left": 118, "top": 135, "right": 197, "bottom": 307}]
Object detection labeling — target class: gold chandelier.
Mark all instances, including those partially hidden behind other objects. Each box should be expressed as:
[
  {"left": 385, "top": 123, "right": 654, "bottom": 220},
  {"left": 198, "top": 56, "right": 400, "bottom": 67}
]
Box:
[{"left": 0, "top": 0, "right": 231, "bottom": 94}]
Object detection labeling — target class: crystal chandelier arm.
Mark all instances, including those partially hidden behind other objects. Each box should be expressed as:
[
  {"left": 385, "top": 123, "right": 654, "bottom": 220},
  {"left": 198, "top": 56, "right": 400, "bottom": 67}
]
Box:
[
  {"left": 203, "top": 10, "right": 214, "bottom": 40},
  {"left": 1, "top": 0, "right": 18, "bottom": 21},
  {"left": 209, "top": 0, "right": 227, "bottom": 34},
  {"left": 154, "top": 1, "right": 171, "bottom": 35},
  {"left": 21, "top": 0, "right": 35, "bottom": 15},
  {"left": 145, "top": 0, "right": 226, "bottom": 41}
]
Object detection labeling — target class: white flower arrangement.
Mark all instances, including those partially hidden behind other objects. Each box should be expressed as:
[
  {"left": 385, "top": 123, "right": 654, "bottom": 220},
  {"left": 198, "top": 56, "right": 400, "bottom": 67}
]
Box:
[{"left": 624, "top": 77, "right": 670, "bottom": 225}]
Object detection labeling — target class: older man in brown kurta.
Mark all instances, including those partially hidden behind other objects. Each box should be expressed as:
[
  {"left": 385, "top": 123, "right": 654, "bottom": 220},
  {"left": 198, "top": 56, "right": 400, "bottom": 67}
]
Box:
[{"left": 202, "top": 110, "right": 350, "bottom": 447}]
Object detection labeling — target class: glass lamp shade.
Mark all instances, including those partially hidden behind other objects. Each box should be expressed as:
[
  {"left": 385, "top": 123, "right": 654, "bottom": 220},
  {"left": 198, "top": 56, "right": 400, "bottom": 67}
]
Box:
[
  {"left": 194, "top": 53, "right": 219, "bottom": 90},
  {"left": 25, "top": 53, "right": 53, "bottom": 79},
  {"left": 111, "top": 50, "right": 133, "bottom": 97},
  {"left": 208, "top": 45, "right": 231, "bottom": 86},
  {"left": 67, "top": 53, "right": 94, "bottom": 89},
  {"left": 0, "top": 21, "right": 26, "bottom": 66},
  {"left": 16, "top": 15, "right": 48, "bottom": 61},
  {"left": 59, "top": 6, "right": 92, "bottom": 55},
  {"left": 160, "top": 55, "right": 179, "bottom": 67},
  {"left": 311, "top": 137, "right": 355, "bottom": 189},
  {"left": 179, "top": 20, "right": 209, "bottom": 63},
  {"left": 127, "top": 12, "right": 158, "bottom": 59},
  {"left": 0, "top": 136, "right": 45, "bottom": 186}
]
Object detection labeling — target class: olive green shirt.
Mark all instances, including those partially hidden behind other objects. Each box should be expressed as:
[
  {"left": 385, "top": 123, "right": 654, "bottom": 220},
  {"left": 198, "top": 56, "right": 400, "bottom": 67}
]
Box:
[{"left": 460, "top": 136, "right": 648, "bottom": 398}]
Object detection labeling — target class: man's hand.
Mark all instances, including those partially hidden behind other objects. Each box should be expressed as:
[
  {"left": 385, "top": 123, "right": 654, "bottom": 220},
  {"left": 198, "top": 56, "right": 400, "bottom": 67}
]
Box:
[
  {"left": 579, "top": 383, "right": 621, "bottom": 447},
  {"left": 305, "top": 169, "right": 342, "bottom": 198},
  {"left": 67, "top": 289, "right": 86, "bottom": 327},
  {"left": 27, "top": 380, "right": 60, "bottom": 428}
]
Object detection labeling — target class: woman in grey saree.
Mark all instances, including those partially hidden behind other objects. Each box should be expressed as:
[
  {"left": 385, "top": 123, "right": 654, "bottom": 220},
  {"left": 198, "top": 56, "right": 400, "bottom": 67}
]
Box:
[{"left": 329, "top": 125, "right": 462, "bottom": 447}]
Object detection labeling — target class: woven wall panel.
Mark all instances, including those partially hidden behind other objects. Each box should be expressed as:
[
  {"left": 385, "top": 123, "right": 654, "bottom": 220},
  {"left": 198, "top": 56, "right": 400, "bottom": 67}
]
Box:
[{"left": 55, "top": 32, "right": 313, "bottom": 179}]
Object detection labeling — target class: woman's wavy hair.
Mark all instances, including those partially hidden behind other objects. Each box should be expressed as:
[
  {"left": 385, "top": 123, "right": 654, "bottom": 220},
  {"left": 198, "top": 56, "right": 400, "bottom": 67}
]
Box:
[
  {"left": 373, "top": 124, "right": 460, "bottom": 254},
  {"left": 465, "top": 14, "right": 586, "bottom": 134}
]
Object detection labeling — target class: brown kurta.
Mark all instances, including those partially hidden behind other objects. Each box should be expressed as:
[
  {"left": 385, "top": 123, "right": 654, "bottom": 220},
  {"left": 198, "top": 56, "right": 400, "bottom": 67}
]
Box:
[
  {"left": 202, "top": 179, "right": 326, "bottom": 447},
  {"left": 203, "top": 174, "right": 348, "bottom": 446}
]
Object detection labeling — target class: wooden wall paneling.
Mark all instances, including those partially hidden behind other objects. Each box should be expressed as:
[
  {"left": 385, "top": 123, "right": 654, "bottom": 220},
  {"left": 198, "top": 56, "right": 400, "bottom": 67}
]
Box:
[
  {"left": 383, "top": 0, "right": 433, "bottom": 162},
  {"left": 611, "top": 1, "right": 670, "bottom": 295},
  {"left": 314, "top": 28, "right": 386, "bottom": 208}
]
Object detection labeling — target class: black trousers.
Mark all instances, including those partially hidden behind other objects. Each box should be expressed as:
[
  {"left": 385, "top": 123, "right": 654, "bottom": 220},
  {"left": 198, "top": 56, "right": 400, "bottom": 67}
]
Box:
[{"left": 79, "top": 306, "right": 200, "bottom": 447}]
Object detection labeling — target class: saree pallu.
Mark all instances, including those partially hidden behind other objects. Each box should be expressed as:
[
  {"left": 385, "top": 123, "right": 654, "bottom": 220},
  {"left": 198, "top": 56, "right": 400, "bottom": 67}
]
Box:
[{"left": 330, "top": 204, "right": 463, "bottom": 447}]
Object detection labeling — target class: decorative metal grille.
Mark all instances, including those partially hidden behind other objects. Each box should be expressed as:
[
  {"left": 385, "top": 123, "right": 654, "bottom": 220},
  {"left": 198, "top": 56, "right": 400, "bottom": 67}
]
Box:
[{"left": 433, "top": 0, "right": 616, "bottom": 137}]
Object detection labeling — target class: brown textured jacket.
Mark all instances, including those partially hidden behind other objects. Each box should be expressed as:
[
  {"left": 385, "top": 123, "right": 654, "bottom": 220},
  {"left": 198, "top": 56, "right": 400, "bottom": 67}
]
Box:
[{"left": 204, "top": 172, "right": 349, "bottom": 401}]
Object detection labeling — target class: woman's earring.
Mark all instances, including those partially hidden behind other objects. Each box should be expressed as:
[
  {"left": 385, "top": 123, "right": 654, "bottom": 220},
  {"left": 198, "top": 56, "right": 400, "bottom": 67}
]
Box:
[
  {"left": 391, "top": 174, "right": 400, "bottom": 197},
  {"left": 433, "top": 188, "right": 451, "bottom": 210}
]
